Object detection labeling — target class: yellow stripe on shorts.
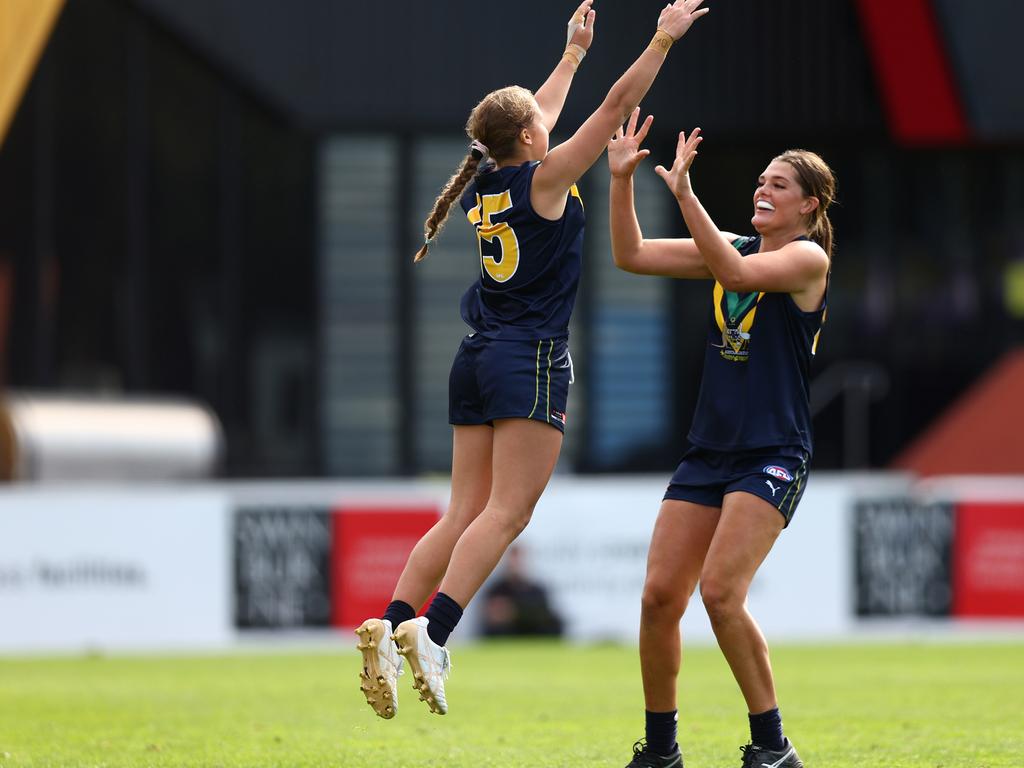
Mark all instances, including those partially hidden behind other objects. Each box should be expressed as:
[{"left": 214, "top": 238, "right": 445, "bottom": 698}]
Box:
[{"left": 528, "top": 340, "right": 542, "bottom": 419}]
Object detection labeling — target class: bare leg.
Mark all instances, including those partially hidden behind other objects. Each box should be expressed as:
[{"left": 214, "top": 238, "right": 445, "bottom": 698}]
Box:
[
  {"left": 699, "top": 492, "right": 785, "bottom": 714},
  {"left": 390, "top": 425, "right": 494, "bottom": 609},
  {"left": 437, "top": 418, "right": 562, "bottom": 607},
  {"left": 639, "top": 500, "right": 720, "bottom": 711}
]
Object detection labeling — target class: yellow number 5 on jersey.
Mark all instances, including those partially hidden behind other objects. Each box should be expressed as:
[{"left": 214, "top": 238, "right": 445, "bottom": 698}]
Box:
[{"left": 467, "top": 191, "right": 520, "bottom": 283}]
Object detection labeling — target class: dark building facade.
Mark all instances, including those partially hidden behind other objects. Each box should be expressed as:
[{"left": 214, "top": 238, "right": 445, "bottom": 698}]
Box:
[{"left": 1, "top": 0, "right": 1021, "bottom": 476}]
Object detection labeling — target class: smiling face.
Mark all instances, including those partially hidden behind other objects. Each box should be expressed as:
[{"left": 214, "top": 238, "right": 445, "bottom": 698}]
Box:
[{"left": 751, "top": 160, "right": 818, "bottom": 235}]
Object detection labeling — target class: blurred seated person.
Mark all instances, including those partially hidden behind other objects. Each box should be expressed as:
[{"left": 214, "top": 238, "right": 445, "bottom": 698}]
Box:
[{"left": 481, "top": 545, "right": 564, "bottom": 637}]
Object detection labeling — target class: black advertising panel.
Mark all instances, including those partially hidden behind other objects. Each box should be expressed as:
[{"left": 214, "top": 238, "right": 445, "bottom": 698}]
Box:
[
  {"left": 854, "top": 498, "right": 954, "bottom": 616},
  {"left": 234, "top": 506, "right": 332, "bottom": 628}
]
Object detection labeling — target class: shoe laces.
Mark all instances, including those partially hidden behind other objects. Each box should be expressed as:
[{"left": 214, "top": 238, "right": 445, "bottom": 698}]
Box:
[
  {"left": 384, "top": 644, "right": 404, "bottom": 678},
  {"left": 421, "top": 629, "right": 451, "bottom": 680},
  {"left": 391, "top": 651, "right": 405, "bottom": 677},
  {"left": 630, "top": 739, "right": 665, "bottom": 768},
  {"left": 379, "top": 622, "right": 404, "bottom": 677},
  {"left": 739, "top": 743, "right": 760, "bottom": 768}
]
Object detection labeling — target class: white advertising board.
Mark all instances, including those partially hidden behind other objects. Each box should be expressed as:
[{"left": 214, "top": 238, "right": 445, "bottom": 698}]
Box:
[
  {"left": 0, "top": 472, "right": 982, "bottom": 655},
  {"left": 0, "top": 487, "right": 231, "bottom": 653}
]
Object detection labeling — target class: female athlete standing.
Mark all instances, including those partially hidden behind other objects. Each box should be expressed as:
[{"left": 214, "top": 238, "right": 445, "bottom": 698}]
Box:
[
  {"left": 356, "top": 1, "right": 712, "bottom": 720},
  {"left": 607, "top": 112, "right": 835, "bottom": 768}
]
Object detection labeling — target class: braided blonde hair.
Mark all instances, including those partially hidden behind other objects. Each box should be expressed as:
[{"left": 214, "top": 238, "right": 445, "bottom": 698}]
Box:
[{"left": 414, "top": 86, "right": 538, "bottom": 262}]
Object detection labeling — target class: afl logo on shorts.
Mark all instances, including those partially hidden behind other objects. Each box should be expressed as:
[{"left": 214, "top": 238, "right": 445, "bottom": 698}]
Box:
[{"left": 763, "top": 465, "right": 793, "bottom": 482}]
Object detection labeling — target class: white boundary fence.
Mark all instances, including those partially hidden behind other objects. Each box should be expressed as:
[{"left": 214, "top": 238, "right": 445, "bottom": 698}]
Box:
[{"left": 1, "top": 474, "right": 1022, "bottom": 653}]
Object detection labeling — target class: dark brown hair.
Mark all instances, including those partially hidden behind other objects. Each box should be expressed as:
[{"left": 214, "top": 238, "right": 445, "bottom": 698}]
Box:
[
  {"left": 414, "top": 86, "right": 538, "bottom": 262},
  {"left": 774, "top": 149, "right": 837, "bottom": 260}
]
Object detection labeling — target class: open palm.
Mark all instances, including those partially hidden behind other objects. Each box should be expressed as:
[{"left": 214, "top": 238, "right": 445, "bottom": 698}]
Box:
[
  {"left": 608, "top": 107, "right": 654, "bottom": 179},
  {"left": 567, "top": 0, "right": 596, "bottom": 50},
  {"left": 655, "top": 127, "right": 702, "bottom": 198},
  {"left": 657, "top": 0, "right": 711, "bottom": 41}
]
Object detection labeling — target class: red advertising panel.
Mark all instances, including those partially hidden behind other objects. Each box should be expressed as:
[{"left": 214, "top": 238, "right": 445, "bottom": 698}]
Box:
[
  {"left": 855, "top": 0, "right": 968, "bottom": 145},
  {"left": 332, "top": 506, "right": 440, "bottom": 628},
  {"left": 952, "top": 503, "right": 1024, "bottom": 618}
]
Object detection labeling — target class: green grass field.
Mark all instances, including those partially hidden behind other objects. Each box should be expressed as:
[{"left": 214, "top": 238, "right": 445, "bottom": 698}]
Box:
[{"left": 1, "top": 640, "right": 1021, "bottom": 767}]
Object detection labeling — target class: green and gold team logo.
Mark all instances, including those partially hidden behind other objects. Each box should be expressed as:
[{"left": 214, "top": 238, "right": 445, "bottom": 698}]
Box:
[{"left": 713, "top": 283, "right": 764, "bottom": 362}]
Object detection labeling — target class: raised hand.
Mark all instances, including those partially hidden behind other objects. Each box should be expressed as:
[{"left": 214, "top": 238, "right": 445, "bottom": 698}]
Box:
[
  {"left": 608, "top": 107, "right": 655, "bottom": 179},
  {"left": 657, "top": 0, "right": 710, "bottom": 40},
  {"left": 567, "top": 0, "right": 596, "bottom": 51},
  {"left": 655, "top": 127, "right": 703, "bottom": 199}
]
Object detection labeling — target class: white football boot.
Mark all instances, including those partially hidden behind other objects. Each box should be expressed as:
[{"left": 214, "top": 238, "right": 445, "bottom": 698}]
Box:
[
  {"left": 355, "top": 618, "right": 403, "bottom": 719},
  {"left": 391, "top": 617, "right": 452, "bottom": 715}
]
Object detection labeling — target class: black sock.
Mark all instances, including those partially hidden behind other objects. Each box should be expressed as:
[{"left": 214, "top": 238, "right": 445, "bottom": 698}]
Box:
[
  {"left": 423, "top": 592, "right": 463, "bottom": 646},
  {"left": 381, "top": 600, "right": 416, "bottom": 630},
  {"left": 645, "top": 709, "right": 678, "bottom": 757},
  {"left": 748, "top": 707, "right": 785, "bottom": 751}
]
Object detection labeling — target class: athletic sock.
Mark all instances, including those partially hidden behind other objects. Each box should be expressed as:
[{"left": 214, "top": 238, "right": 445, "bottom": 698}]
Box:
[
  {"left": 381, "top": 600, "right": 416, "bottom": 630},
  {"left": 748, "top": 707, "right": 785, "bottom": 752},
  {"left": 423, "top": 592, "right": 463, "bottom": 646},
  {"left": 645, "top": 709, "right": 679, "bottom": 757}
]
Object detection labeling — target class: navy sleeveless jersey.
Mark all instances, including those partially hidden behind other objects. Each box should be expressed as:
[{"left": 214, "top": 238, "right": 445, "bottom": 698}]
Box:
[
  {"left": 688, "top": 235, "right": 826, "bottom": 454},
  {"left": 458, "top": 161, "right": 585, "bottom": 340}
]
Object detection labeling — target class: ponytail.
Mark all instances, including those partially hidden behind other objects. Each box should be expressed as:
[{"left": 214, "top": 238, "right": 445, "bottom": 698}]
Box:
[
  {"left": 811, "top": 212, "right": 834, "bottom": 262},
  {"left": 414, "top": 153, "right": 481, "bottom": 262}
]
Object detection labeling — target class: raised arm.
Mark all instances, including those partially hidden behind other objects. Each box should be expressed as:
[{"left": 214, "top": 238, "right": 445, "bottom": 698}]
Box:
[
  {"left": 533, "top": 1, "right": 596, "bottom": 132},
  {"left": 531, "top": 0, "right": 710, "bottom": 216},
  {"left": 655, "top": 128, "right": 829, "bottom": 298},
  {"left": 608, "top": 108, "right": 736, "bottom": 279}
]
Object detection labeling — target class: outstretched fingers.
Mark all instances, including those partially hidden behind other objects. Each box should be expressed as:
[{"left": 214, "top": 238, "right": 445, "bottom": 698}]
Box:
[
  {"left": 625, "top": 106, "right": 641, "bottom": 138},
  {"left": 621, "top": 107, "right": 654, "bottom": 143},
  {"left": 635, "top": 113, "right": 654, "bottom": 145},
  {"left": 681, "top": 127, "right": 702, "bottom": 171},
  {"left": 675, "top": 129, "right": 688, "bottom": 160},
  {"left": 571, "top": 0, "right": 593, "bottom": 25},
  {"left": 568, "top": 0, "right": 595, "bottom": 47},
  {"left": 582, "top": 7, "right": 596, "bottom": 32},
  {"left": 661, "top": 0, "right": 710, "bottom": 37},
  {"left": 608, "top": 111, "right": 655, "bottom": 177},
  {"left": 652, "top": 127, "right": 704, "bottom": 193}
]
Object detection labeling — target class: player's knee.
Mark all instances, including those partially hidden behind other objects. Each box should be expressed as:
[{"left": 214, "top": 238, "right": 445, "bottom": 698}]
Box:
[
  {"left": 641, "top": 580, "right": 687, "bottom": 622},
  {"left": 698, "top": 578, "right": 743, "bottom": 623},
  {"left": 488, "top": 503, "right": 535, "bottom": 540},
  {"left": 441, "top": 501, "right": 487, "bottom": 534}
]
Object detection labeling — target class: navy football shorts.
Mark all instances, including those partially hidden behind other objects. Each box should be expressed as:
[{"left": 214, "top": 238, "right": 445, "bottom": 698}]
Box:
[
  {"left": 663, "top": 445, "right": 810, "bottom": 526},
  {"left": 449, "top": 333, "right": 572, "bottom": 433}
]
